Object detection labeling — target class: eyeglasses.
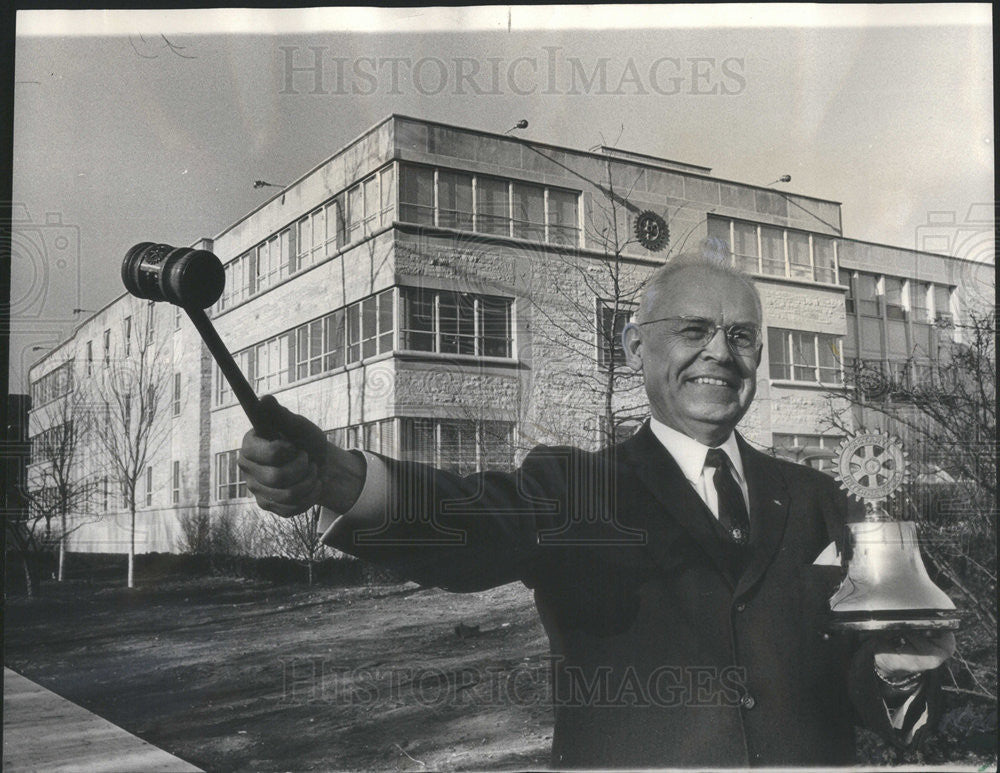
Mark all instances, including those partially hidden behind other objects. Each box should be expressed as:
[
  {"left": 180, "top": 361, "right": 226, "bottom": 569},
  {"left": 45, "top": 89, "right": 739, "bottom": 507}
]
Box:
[{"left": 636, "top": 316, "right": 762, "bottom": 354}]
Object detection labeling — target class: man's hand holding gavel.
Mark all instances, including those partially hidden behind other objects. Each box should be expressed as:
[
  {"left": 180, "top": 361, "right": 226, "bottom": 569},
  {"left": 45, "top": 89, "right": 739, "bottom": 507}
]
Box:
[
  {"left": 237, "top": 396, "right": 367, "bottom": 517},
  {"left": 119, "top": 243, "right": 367, "bottom": 519}
]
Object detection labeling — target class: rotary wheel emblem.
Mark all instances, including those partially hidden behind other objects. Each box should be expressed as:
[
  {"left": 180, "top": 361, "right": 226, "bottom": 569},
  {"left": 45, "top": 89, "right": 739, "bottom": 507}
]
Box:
[
  {"left": 834, "top": 431, "right": 908, "bottom": 502},
  {"left": 634, "top": 211, "right": 669, "bottom": 252}
]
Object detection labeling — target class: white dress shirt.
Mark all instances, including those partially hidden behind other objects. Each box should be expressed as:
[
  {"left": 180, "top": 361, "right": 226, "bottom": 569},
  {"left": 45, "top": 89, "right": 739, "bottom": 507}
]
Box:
[{"left": 648, "top": 417, "right": 750, "bottom": 520}]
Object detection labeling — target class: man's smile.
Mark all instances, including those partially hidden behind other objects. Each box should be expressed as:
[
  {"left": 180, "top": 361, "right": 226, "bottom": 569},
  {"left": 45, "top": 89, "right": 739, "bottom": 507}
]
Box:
[{"left": 688, "top": 374, "right": 739, "bottom": 389}]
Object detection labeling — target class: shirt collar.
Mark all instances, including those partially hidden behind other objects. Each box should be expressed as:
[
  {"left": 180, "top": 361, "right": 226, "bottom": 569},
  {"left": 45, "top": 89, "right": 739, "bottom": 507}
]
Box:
[{"left": 648, "top": 417, "right": 746, "bottom": 486}]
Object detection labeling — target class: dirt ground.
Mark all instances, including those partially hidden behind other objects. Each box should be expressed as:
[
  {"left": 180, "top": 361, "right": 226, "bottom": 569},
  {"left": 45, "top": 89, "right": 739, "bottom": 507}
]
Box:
[{"left": 4, "top": 577, "right": 553, "bottom": 772}]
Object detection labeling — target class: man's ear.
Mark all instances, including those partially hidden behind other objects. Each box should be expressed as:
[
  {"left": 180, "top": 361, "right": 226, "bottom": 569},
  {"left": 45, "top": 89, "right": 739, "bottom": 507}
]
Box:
[{"left": 622, "top": 323, "right": 643, "bottom": 370}]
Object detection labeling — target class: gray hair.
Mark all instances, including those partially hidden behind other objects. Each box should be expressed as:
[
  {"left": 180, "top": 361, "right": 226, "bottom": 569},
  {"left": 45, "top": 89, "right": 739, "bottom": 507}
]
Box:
[{"left": 636, "top": 240, "right": 763, "bottom": 323}]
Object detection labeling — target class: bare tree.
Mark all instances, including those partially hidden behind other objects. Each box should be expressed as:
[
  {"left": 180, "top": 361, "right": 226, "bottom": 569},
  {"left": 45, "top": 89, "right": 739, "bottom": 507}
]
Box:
[
  {"left": 522, "top": 139, "right": 703, "bottom": 449},
  {"left": 256, "top": 505, "right": 330, "bottom": 585},
  {"left": 6, "top": 466, "right": 48, "bottom": 598},
  {"left": 20, "top": 383, "right": 101, "bottom": 581},
  {"left": 177, "top": 507, "right": 212, "bottom": 554},
  {"left": 89, "top": 307, "right": 174, "bottom": 588}
]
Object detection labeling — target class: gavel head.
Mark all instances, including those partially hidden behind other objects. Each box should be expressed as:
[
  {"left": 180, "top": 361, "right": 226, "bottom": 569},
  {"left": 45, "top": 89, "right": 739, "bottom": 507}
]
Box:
[{"left": 121, "top": 242, "right": 225, "bottom": 309}]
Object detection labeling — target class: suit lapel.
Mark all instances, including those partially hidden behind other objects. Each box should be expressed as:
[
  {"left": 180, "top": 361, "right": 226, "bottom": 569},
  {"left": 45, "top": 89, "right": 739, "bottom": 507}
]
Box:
[
  {"left": 734, "top": 436, "right": 791, "bottom": 598},
  {"left": 623, "top": 423, "right": 736, "bottom": 585}
]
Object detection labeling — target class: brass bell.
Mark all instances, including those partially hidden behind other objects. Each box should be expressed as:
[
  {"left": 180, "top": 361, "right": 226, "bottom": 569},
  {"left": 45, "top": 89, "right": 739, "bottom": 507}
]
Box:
[
  {"left": 828, "top": 430, "right": 959, "bottom": 632},
  {"left": 829, "top": 519, "right": 959, "bottom": 631}
]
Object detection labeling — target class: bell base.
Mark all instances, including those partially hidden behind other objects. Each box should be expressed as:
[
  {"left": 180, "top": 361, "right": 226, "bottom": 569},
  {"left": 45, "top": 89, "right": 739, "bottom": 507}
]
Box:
[{"left": 828, "top": 610, "right": 960, "bottom": 632}]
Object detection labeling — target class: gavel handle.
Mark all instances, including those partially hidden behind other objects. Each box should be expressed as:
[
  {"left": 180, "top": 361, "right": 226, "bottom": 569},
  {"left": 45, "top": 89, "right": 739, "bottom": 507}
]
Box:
[{"left": 184, "top": 307, "right": 280, "bottom": 440}]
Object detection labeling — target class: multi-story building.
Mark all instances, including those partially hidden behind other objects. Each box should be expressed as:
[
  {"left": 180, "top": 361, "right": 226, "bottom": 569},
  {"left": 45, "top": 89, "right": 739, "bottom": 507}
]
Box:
[{"left": 26, "top": 115, "right": 991, "bottom": 554}]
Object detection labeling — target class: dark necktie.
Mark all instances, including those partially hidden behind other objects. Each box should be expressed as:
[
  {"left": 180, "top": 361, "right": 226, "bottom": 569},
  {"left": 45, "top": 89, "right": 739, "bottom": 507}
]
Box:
[{"left": 704, "top": 448, "right": 750, "bottom": 546}]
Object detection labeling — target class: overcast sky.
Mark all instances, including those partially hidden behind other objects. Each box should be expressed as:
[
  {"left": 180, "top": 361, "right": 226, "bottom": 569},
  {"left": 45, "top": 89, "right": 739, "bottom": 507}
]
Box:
[{"left": 10, "top": 5, "right": 993, "bottom": 390}]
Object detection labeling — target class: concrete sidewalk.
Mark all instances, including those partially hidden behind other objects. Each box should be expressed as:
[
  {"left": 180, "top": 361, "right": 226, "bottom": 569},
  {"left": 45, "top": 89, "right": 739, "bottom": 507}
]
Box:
[{"left": 3, "top": 668, "right": 202, "bottom": 772}]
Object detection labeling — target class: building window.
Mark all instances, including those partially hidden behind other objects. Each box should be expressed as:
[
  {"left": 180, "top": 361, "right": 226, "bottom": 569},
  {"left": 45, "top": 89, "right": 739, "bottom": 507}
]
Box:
[
  {"left": 840, "top": 272, "right": 855, "bottom": 314},
  {"left": 85, "top": 341, "right": 93, "bottom": 375},
  {"left": 215, "top": 450, "right": 248, "bottom": 500},
  {"left": 354, "top": 290, "right": 394, "bottom": 359},
  {"left": 438, "top": 170, "right": 474, "bottom": 230},
  {"left": 254, "top": 229, "right": 293, "bottom": 293},
  {"left": 295, "top": 212, "right": 312, "bottom": 273},
  {"left": 102, "top": 477, "right": 109, "bottom": 510},
  {"left": 123, "top": 316, "right": 132, "bottom": 357},
  {"left": 347, "top": 184, "right": 364, "bottom": 243},
  {"left": 768, "top": 328, "right": 842, "bottom": 384},
  {"left": 379, "top": 166, "right": 395, "bottom": 227},
  {"left": 597, "top": 299, "right": 636, "bottom": 368},
  {"left": 759, "top": 226, "right": 785, "bottom": 276},
  {"left": 322, "top": 310, "right": 347, "bottom": 371},
  {"left": 294, "top": 318, "right": 326, "bottom": 380},
  {"left": 476, "top": 176, "right": 511, "bottom": 236},
  {"left": 216, "top": 350, "right": 251, "bottom": 406},
  {"left": 707, "top": 216, "right": 840, "bottom": 284},
  {"left": 911, "top": 281, "right": 931, "bottom": 322},
  {"left": 933, "top": 284, "right": 953, "bottom": 324},
  {"left": 437, "top": 293, "right": 477, "bottom": 355},
  {"left": 400, "top": 287, "right": 513, "bottom": 358},
  {"left": 708, "top": 218, "right": 759, "bottom": 274},
  {"left": 327, "top": 418, "right": 396, "bottom": 457},
  {"left": 29, "top": 421, "right": 74, "bottom": 464},
  {"left": 327, "top": 195, "right": 346, "bottom": 253},
  {"left": 252, "top": 333, "right": 293, "bottom": 395},
  {"left": 295, "top": 205, "right": 332, "bottom": 274},
  {"left": 103, "top": 329, "right": 111, "bottom": 363},
  {"left": 772, "top": 433, "right": 844, "bottom": 474},
  {"left": 172, "top": 372, "right": 181, "bottom": 416},
  {"left": 843, "top": 273, "right": 957, "bottom": 371},
  {"left": 400, "top": 164, "right": 435, "bottom": 225},
  {"left": 214, "top": 169, "right": 392, "bottom": 314},
  {"left": 175, "top": 305, "right": 182, "bottom": 330},
  {"left": 547, "top": 188, "right": 580, "bottom": 246},
  {"left": 512, "top": 182, "right": 545, "bottom": 241},
  {"left": 217, "top": 285, "right": 510, "bottom": 409},
  {"left": 813, "top": 236, "right": 836, "bottom": 283},
  {"left": 400, "top": 418, "right": 515, "bottom": 474},
  {"left": 883, "top": 276, "right": 907, "bottom": 321},
  {"left": 172, "top": 460, "right": 181, "bottom": 504},
  {"left": 217, "top": 290, "right": 395, "bottom": 407},
  {"left": 30, "top": 360, "right": 74, "bottom": 407},
  {"left": 855, "top": 273, "right": 880, "bottom": 317},
  {"left": 399, "top": 164, "right": 578, "bottom": 246},
  {"left": 319, "top": 170, "right": 393, "bottom": 245},
  {"left": 145, "top": 465, "right": 153, "bottom": 506},
  {"left": 787, "top": 232, "right": 811, "bottom": 279},
  {"left": 344, "top": 291, "right": 394, "bottom": 362},
  {"left": 363, "top": 176, "right": 379, "bottom": 236}
]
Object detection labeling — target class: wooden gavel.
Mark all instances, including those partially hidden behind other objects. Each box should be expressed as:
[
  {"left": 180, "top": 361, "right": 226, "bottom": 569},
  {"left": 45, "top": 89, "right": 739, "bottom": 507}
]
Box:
[{"left": 121, "top": 242, "right": 280, "bottom": 439}]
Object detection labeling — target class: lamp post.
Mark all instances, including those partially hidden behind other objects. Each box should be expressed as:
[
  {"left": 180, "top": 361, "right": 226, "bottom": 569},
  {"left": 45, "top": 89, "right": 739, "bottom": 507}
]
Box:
[{"left": 504, "top": 119, "right": 529, "bottom": 135}]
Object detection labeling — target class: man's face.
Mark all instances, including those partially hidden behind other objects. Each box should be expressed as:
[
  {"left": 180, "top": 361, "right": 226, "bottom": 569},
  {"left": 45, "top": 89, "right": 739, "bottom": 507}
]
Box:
[{"left": 623, "top": 268, "right": 762, "bottom": 446}]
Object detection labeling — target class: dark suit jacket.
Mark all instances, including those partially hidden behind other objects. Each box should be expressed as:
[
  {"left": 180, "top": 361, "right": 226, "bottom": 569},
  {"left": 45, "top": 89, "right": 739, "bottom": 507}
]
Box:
[{"left": 324, "top": 422, "right": 939, "bottom": 768}]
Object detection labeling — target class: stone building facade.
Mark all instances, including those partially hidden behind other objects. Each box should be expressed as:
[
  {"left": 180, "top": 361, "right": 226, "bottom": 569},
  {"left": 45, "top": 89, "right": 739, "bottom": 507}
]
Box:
[{"left": 26, "top": 115, "right": 989, "bottom": 554}]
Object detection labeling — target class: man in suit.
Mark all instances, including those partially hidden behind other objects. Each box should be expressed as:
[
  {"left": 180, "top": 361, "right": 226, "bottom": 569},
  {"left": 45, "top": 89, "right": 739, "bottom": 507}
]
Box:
[{"left": 239, "top": 254, "right": 954, "bottom": 767}]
